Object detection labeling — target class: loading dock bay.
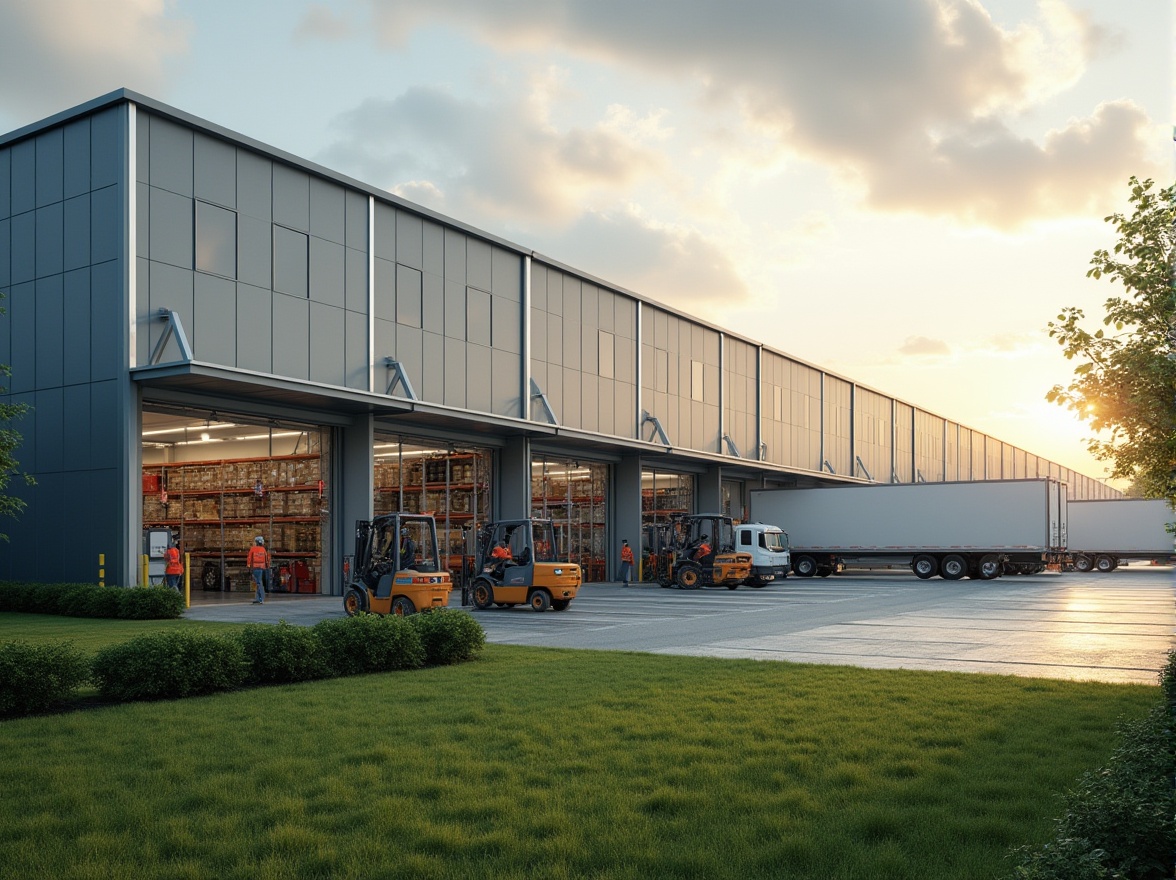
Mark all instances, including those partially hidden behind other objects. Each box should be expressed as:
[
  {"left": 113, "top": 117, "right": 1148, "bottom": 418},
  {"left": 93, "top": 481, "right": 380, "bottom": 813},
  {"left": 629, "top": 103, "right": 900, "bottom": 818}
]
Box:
[{"left": 186, "top": 567, "right": 1176, "bottom": 686}]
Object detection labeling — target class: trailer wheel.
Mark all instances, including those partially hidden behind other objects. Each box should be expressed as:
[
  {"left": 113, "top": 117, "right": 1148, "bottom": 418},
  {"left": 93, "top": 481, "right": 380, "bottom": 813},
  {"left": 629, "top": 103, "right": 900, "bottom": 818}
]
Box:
[
  {"left": 342, "top": 586, "right": 368, "bottom": 617},
  {"left": 977, "top": 555, "right": 1001, "bottom": 580},
  {"left": 530, "top": 589, "right": 552, "bottom": 612},
  {"left": 391, "top": 595, "right": 416, "bottom": 616},
  {"left": 675, "top": 563, "right": 703, "bottom": 589},
  {"left": 471, "top": 578, "right": 494, "bottom": 610},
  {"left": 940, "top": 554, "right": 967, "bottom": 580},
  {"left": 912, "top": 555, "right": 938, "bottom": 579},
  {"left": 793, "top": 556, "right": 817, "bottom": 578},
  {"left": 1073, "top": 554, "right": 1094, "bottom": 572},
  {"left": 1095, "top": 555, "right": 1116, "bottom": 573}
]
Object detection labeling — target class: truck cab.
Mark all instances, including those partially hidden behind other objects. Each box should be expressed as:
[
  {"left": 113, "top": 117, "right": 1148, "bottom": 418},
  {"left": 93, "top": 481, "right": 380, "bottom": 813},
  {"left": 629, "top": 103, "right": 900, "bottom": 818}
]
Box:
[{"left": 733, "top": 523, "right": 791, "bottom": 586}]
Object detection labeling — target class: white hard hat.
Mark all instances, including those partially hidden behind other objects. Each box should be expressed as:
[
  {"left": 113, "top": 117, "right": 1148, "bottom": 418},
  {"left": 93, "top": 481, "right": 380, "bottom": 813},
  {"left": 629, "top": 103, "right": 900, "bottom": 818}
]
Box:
[{"left": 255, "top": 536, "right": 264, "bottom": 545}]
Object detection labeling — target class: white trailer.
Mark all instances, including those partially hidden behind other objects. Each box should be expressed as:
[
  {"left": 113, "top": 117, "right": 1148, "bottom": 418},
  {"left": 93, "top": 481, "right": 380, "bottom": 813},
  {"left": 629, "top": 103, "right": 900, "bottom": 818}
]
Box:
[
  {"left": 1066, "top": 499, "right": 1175, "bottom": 572},
  {"left": 749, "top": 479, "right": 1067, "bottom": 580},
  {"left": 732, "top": 522, "right": 792, "bottom": 585}
]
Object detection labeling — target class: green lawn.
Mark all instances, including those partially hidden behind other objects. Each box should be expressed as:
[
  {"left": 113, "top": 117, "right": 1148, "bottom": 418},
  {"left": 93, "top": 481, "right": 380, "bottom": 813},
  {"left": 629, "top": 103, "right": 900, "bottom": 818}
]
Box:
[{"left": 0, "top": 613, "right": 1158, "bottom": 879}]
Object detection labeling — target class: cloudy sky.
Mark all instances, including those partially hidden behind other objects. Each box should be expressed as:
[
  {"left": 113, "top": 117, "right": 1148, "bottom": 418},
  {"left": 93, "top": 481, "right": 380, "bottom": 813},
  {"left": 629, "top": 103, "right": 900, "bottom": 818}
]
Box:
[{"left": 0, "top": 0, "right": 1170, "bottom": 484}]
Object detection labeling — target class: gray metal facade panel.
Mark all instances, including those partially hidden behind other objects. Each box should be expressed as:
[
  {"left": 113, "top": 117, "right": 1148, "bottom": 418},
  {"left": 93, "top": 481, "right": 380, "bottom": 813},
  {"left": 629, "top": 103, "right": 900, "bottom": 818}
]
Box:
[
  {"left": 148, "top": 116, "right": 193, "bottom": 197},
  {"left": 546, "top": 268, "right": 562, "bottom": 315},
  {"left": 10, "top": 211, "right": 34, "bottom": 284},
  {"left": 11, "top": 140, "right": 35, "bottom": 215},
  {"left": 35, "top": 128, "right": 64, "bottom": 208},
  {"left": 310, "top": 177, "right": 345, "bottom": 244},
  {"left": 62, "top": 268, "right": 90, "bottom": 386},
  {"left": 467, "top": 343, "right": 491, "bottom": 411},
  {"left": 63, "top": 118, "right": 91, "bottom": 200},
  {"left": 580, "top": 324, "right": 598, "bottom": 374},
  {"left": 194, "top": 201, "right": 236, "bottom": 278},
  {"left": 34, "top": 275, "right": 64, "bottom": 388},
  {"left": 561, "top": 314, "right": 580, "bottom": 370},
  {"left": 193, "top": 272, "right": 236, "bottom": 364},
  {"left": 135, "top": 181, "right": 148, "bottom": 258},
  {"left": 344, "top": 190, "right": 366, "bottom": 250},
  {"left": 35, "top": 387, "right": 64, "bottom": 472},
  {"left": 236, "top": 149, "right": 272, "bottom": 220},
  {"left": 467, "top": 238, "right": 491, "bottom": 291},
  {"left": 530, "top": 307, "right": 546, "bottom": 362},
  {"left": 0, "top": 218, "right": 8, "bottom": 287},
  {"left": 237, "top": 213, "right": 271, "bottom": 289},
  {"left": 613, "top": 382, "right": 633, "bottom": 438},
  {"left": 598, "top": 378, "right": 614, "bottom": 435},
  {"left": 91, "top": 184, "right": 122, "bottom": 266},
  {"left": 146, "top": 261, "right": 194, "bottom": 358},
  {"left": 490, "top": 347, "right": 518, "bottom": 416},
  {"left": 421, "top": 270, "right": 443, "bottom": 335},
  {"left": 309, "top": 236, "right": 344, "bottom": 308},
  {"left": 9, "top": 281, "right": 34, "bottom": 392},
  {"left": 272, "top": 225, "right": 308, "bottom": 298},
  {"left": 88, "top": 379, "right": 119, "bottom": 468},
  {"left": 271, "top": 292, "right": 309, "bottom": 379},
  {"left": 546, "top": 313, "right": 562, "bottom": 366},
  {"left": 443, "top": 227, "right": 465, "bottom": 281},
  {"left": 344, "top": 245, "right": 367, "bottom": 313},
  {"left": 64, "top": 193, "right": 90, "bottom": 271},
  {"left": 373, "top": 256, "right": 396, "bottom": 321},
  {"left": 33, "top": 472, "right": 63, "bottom": 581},
  {"left": 62, "top": 383, "right": 91, "bottom": 470},
  {"left": 396, "top": 210, "right": 423, "bottom": 270},
  {"left": 148, "top": 186, "right": 193, "bottom": 268},
  {"left": 0, "top": 148, "right": 9, "bottom": 217},
  {"left": 396, "top": 264, "right": 422, "bottom": 327},
  {"left": 492, "top": 247, "right": 521, "bottom": 301},
  {"left": 444, "top": 279, "right": 465, "bottom": 340},
  {"left": 38, "top": 203, "right": 66, "bottom": 283},
  {"left": 373, "top": 318, "right": 394, "bottom": 383},
  {"left": 530, "top": 264, "right": 547, "bottom": 311},
  {"left": 491, "top": 296, "right": 520, "bottom": 354},
  {"left": 581, "top": 372, "right": 599, "bottom": 432},
  {"left": 86, "top": 258, "right": 120, "bottom": 382},
  {"left": 272, "top": 163, "right": 310, "bottom": 231},
  {"left": 394, "top": 324, "right": 424, "bottom": 395},
  {"left": 235, "top": 282, "right": 273, "bottom": 372},
  {"left": 344, "top": 309, "right": 368, "bottom": 391},
  {"left": 466, "top": 287, "right": 490, "bottom": 347},
  {"left": 310, "top": 302, "right": 345, "bottom": 385},
  {"left": 90, "top": 106, "right": 121, "bottom": 190},
  {"left": 562, "top": 366, "right": 581, "bottom": 429},
  {"left": 597, "top": 288, "right": 614, "bottom": 332},
  {"left": 563, "top": 277, "right": 581, "bottom": 322},
  {"left": 193, "top": 133, "right": 236, "bottom": 209},
  {"left": 422, "top": 220, "right": 443, "bottom": 277},
  {"left": 580, "top": 284, "right": 597, "bottom": 327},
  {"left": 374, "top": 202, "right": 395, "bottom": 260},
  {"left": 443, "top": 337, "right": 466, "bottom": 408},
  {"left": 421, "top": 331, "right": 444, "bottom": 402}
]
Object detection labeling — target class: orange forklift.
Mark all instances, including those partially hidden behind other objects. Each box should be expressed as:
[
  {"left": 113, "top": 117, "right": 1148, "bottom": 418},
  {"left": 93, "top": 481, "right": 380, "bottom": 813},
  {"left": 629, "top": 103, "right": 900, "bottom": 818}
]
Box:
[
  {"left": 651, "top": 513, "right": 753, "bottom": 589},
  {"left": 470, "top": 519, "right": 582, "bottom": 611},
  {"left": 343, "top": 513, "right": 452, "bottom": 616}
]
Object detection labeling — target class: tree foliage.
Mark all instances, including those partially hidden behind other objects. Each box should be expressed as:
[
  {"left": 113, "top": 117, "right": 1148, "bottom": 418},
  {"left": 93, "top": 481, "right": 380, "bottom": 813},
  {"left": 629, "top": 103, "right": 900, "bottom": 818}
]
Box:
[
  {"left": 1047, "top": 177, "right": 1176, "bottom": 502},
  {"left": 0, "top": 291, "right": 32, "bottom": 537}
]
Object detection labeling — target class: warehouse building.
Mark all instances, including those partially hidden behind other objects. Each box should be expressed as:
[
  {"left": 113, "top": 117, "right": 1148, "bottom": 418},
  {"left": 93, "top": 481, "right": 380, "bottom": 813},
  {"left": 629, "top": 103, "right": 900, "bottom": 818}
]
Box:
[{"left": 0, "top": 90, "right": 1120, "bottom": 592}]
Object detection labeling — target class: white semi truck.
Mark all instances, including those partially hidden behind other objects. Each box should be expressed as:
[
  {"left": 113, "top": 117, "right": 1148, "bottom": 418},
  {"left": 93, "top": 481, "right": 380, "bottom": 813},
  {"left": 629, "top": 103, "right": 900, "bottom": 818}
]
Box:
[
  {"left": 1066, "top": 498, "right": 1175, "bottom": 572},
  {"left": 748, "top": 479, "right": 1068, "bottom": 580},
  {"left": 732, "top": 522, "right": 791, "bottom": 585}
]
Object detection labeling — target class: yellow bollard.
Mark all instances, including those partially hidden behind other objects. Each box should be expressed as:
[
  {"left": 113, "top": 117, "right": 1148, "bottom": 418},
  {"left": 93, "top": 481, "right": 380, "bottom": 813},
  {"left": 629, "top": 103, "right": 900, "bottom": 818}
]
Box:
[
  {"left": 141, "top": 555, "right": 148, "bottom": 588},
  {"left": 98, "top": 553, "right": 105, "bottom": 587},
  {"left": 184, "top": 552, "right": 190, "bottom": 608}
]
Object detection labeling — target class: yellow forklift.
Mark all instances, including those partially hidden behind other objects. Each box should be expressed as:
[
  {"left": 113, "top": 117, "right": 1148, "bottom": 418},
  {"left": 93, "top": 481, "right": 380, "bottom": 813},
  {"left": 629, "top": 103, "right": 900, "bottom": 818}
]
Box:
[
  {"left": 470, "top": 519, "right": 582, "bottom": 611},
  {"left": 652, "top": 513, "right": 753, "bottom": 589},
  {"left": 343, "top": 513, "right": 453, "bottom": 616}
]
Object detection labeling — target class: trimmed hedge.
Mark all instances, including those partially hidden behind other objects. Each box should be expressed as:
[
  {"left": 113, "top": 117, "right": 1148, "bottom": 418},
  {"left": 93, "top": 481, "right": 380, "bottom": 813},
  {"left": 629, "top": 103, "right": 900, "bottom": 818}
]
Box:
[
  {"left": 408, "top": 608, "right": 486, "bottom": 665},
  {"left": 0, "top": 640, "right": 91, "bottom": 717},
  {"left": 312, "top": 613, "right": 426, "bottom": 676},
  {"left": 239, "top": 621, "right": 329, "bottom": 685},
  {"left": 0, "top": 582, "right": 184, "bottom": 620},
  {"left": 91, "top": 630, "right": 249, "bottom": 701},
  {"left": 1008, "top": 650, "right": 1176, "bottom": 879}
]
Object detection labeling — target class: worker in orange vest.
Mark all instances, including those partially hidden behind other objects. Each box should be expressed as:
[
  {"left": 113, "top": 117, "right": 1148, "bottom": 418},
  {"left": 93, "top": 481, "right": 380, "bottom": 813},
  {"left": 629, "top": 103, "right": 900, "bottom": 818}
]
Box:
[
  {"left": 489, "top": 539, "right": 512, "bottom": 579},
  {"left": 164, "top": 539, "right": 183, "bottom": 590},
  {"left": 619, "top": 539, "right": 635, "bottom": 588},
  {"left": 247, "top": 536, "right": 270, "bottom": 604}
]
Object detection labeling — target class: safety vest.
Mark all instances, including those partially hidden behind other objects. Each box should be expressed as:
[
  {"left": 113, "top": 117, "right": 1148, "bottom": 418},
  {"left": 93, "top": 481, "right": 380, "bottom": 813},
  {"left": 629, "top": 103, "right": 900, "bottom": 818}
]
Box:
[
  {"left": 246, "top": 545, "right": 270, "bottom": 569},
  {"left": 621, "top": 545, "right": 635, "bottom": 564},
  {"left": 164, "top": 547, "right": 183, "bottom": 575}
]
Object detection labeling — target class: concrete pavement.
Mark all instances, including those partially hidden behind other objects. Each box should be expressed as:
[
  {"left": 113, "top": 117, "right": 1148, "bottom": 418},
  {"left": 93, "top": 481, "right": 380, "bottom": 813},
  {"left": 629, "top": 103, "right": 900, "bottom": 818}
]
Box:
[{"left": 183, "top": 566, "right": 1176, "bottom": 685}]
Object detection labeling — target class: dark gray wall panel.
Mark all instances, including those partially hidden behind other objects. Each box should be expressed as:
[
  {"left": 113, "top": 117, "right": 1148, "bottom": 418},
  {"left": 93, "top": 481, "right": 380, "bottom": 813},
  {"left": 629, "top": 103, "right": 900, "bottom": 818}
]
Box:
[
  {"left": 396, "top": 264, "right": 422, "bottom": 327},
  {"left": 147, "top": 262, "right": 194, "bottom": 360},
  {"left": 148, "top": 115, "right": 193, "bottom": 197},
  {"left": 194, "top": 201, "right": 236, "bottom": 278},
  {"left": 63, "top": 118, "right": 90, "bottom": 199},
  {"left": 345, "top": 246, "right": 367, "bottom": 313},
  {"left": 467, "top": 239, "right": 491, "bottom": 291},
  {"left": 236, "top": 150, "right": 272, "bottom": 220},
  {"left": 62, "top": 268, "right": 90, "bottom": 385},
  {"left": 492, "top": 248, "right": 521, "bottom": 301},
  {"left": 10, "top": 391, "right": 35, "bottom": 473},
  {"left": 148, "top": 186, "right": 193, "bottom": 269},
  {"left": 396, "top": 210, "right": 422, "bottom": 269},
  {"left": 310, "top": 178, "right": 345, "bottom": 244},
  {"left": 374, "top": 318, "right": 394, "bottom": 382},
  {"left": 34, "top": 275, "right": 64, "bottom": 388},
  {"left": 11, "top": 140, "right": 35, "bottom": 215},
  {"left": 193, "top": 272, "right": 236, "bottom": 365},
  {"left": 63, "top": 383, "right": 91, "bottom": 470},
  {"left": 89, "top": 380, "right": 118, "bottom": 468},
  {"left": 35, "top": 129, "right": 63, "bottom": 208},
  {"left": 444, "top": 280, "right": 465, "bottom": 340},
  {"left": 236, "top": 282, "right": 273, "bottom": 372},
  {"left": 90, "top": 260, "right": 121, "bottom": 381},
  {"left": 9, "top": 281, "right": 34, "bottom": 392},
  {"left": 272, "top": 164, "right": 309, "bottom": 231},
  {"left": 443, "top": 337, "right": 466, "bottom": 408},
  {"left": 466, "top": 288, "right": 490, "bottom": 346},
  {"left": 33, "top": 472, "right": 63, "bottom": 581},
  {"left": 35, "top": 202, "right": 63, "bottom": 278},
  {"left": 194, "top": 133, "right": 236, "bottom": 208},
  {"left": 422, "top": 271, "right": 443, "bottom": 334},
  {"left": 374, "top": 203, "right": 395, "bottom": 260},
  {"left": 373, "top": 256, "right": 395, "bottom": 321},
  {"left": 133, "top": 257, "right": 149, "bottom": 365},
  {"left": 90, "top": 106, "right": 122, "bottom": 190},
  {"left": 35, "top": 387, "right": 63, "bottom": 472},
  {"left": 394, "top": 324, "right": 423, "bottom": 395},
  {"left": 310, "top": 302, "right": 345, "bottom": 385},
  {"left": 0, "top": 218, "right": 8, "bottom": 287},
  {"left": 238, "top": 213, "right": 271, "bottom": 289},
  {"left": 135, "top": 182, "right": 148, "bottom": 259},
  {"left": 0, "top": 148, "right": 10, "bottom": 218},
  {"left": 273, "top": 225, "right": 308, "bottom": 297},
  {"left": 490, "top": 348, "right": 518, "bottom": 416},
  {"left": 310, "top": 236, "right": 344, "bottom": 307},
  {"left": 421, "top": 331, "right": 443, "bottom": 403},
  {"left": 423, "top": 221, "right": 443, "bottom": 277},
  {"left": 271, "top": 292, "right": 309, "bottom": 379},
  {"left": 345, "top": 191, "right": 367, "bottom": 250},
  {"left": 467, "top": 344, "right": 491, "bottom": 411},
  {"left": 64, "top": 193, "right": 90, "bottom": 271},
  {"left": 10, "top": 210, "right": 34, "bottom": 284},
  {"left": 443, "top": 228, "right": 465, "bottom": 281},
  {"left": 491, "top": 296, "right": 520, "bottom": 354},
  {"left": 344, "top": 310, "right": 368, "bottom": 390},
  {"left": 135, "top": 110, "right": 150, "bottom": 184}
]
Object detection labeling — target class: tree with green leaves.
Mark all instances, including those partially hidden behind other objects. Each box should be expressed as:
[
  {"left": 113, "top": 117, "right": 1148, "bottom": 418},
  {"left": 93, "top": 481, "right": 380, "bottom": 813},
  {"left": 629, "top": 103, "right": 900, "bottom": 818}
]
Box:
[
  {"left": 0, "top": 291, "right": 32, "bottom": 538},
  {"left": 1047, "top": 176, "right": 1176, "bottom": 502}
]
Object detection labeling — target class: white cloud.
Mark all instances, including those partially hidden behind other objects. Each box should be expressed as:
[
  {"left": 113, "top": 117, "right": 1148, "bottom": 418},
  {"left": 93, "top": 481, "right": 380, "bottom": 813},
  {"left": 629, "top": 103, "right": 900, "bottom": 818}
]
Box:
[
  {"left": 898, "top": 336, "right": 952, "bottom": 356},
  {"left": 293, "top": 4, "right": 353, "bottom": 42},
  {"left": 0, "top": 0, "right": 189, "bottom": 119}
]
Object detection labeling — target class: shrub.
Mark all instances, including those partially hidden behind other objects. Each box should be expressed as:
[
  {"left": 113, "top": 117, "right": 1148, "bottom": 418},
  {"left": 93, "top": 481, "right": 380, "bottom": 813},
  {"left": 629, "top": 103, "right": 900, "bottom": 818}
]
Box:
[
  {"left": 27, "top": 583, "right": 67, "bottom": 615},
  {"left": 118, "top": 586, "right": 185, "bottom": 620},
  {"left": 0, "top": 640, "right": 91, "bottom": 717},
  {"left": 66, "top": 586, "right": 123, "bottom": 618},
  {"left": 408, "top": 608, "right": 486, "bottom": 665},
  {"left": 312, "top": 613, "right": 425, "bottom": 677},
  {"left": 0, "top": 581, "right": 35, "bottom": 612},
  {"left": 1161, "top": 648, "right": 1176, "bottom": 708},
  {"left": 91, "top": 630, "right": 248, "bottom": 702},
  {"left": 239, "top": 622, "right": 329, "bottom": 685}
]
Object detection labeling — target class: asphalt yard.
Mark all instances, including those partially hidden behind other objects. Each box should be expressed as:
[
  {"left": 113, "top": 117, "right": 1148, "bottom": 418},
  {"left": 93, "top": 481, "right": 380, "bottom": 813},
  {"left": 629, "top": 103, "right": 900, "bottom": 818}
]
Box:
[{"left": 185, "top": 566, "right": 1176, "bottom": 685}]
